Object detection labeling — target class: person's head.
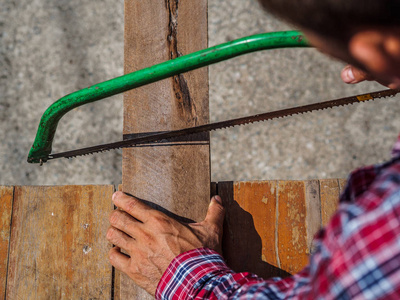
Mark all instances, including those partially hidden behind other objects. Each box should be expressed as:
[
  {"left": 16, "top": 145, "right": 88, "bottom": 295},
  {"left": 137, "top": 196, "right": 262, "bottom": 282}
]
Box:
[{"left": 259, "top": 0, "right": 400, "bottom": 88}]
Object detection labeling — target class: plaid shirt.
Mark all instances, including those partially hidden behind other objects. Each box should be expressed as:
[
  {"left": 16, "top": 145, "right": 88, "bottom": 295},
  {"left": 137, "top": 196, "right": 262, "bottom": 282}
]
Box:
[{"left": 156, "top": 134, "right": 400, "bottom": 300}]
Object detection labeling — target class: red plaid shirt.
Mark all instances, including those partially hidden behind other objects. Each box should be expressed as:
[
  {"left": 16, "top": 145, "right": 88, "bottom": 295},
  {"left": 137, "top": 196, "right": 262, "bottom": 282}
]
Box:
[{"left": 156, "top": 134, "right": 400, "bottom": 299}]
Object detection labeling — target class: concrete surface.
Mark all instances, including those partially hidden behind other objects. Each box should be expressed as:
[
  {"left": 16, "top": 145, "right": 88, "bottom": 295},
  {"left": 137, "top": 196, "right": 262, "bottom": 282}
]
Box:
[{"left": 1, "top": 0, "right": 399, "bottom": 186}]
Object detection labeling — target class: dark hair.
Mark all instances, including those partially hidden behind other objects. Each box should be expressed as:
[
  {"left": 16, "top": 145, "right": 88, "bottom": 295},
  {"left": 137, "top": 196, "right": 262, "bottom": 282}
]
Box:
[{"left": 259, "top": 0, "right": 400, "bottom": 40}]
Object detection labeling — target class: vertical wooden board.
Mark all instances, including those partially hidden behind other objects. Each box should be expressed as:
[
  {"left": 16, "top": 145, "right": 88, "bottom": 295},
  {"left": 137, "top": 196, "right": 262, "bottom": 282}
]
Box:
[
  {"left": 338, "top": 178, "right": 347, "bottom": 195},
  {"left": 0, "top": 186, "right": 13, "bottom": 299},
  {"left": 304, "top": 180, "right": 321, "bottom": 252},
  {"left": 220, "top": 181, "right": 289, "bottom": 279},
  {"left": 320, "top": 179, "right": 340, "bottom": 226},
  {"left": 123, "top": 0, "right": 209, "bottom": 216},
  {"left": 122, "top": 0, "right": 209, "bottom": 298},
  {"left": 6, "top": 186, "right": 114, "bottom": 300},
  {"left": 277, "top": 181, "right": 309, "bottom": 274}
]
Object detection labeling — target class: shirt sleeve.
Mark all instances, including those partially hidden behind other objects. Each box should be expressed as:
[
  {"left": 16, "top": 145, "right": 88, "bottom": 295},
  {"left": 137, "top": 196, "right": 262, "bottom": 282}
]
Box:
[
  {"left": 155, "top": 248, "right": 309, "bottom": 299},
  {"left": 156, "top": 150, "right": 400, "bottom": 299}
]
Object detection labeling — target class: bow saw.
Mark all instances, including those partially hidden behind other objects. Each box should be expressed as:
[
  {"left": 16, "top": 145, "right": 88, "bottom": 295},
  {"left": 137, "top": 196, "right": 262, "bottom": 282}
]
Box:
[{"left": 27, "top": 31, "right": 400, "bottom": 165}]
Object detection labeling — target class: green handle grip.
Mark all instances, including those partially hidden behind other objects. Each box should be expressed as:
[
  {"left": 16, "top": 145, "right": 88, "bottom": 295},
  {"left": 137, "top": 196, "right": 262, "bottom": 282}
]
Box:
[{"left": 27, "top": 31, "right": 310, "bottom": 163}]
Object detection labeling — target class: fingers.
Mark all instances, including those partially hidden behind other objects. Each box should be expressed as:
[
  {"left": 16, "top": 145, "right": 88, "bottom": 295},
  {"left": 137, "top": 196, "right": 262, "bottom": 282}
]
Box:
[
  {"left": 204, "top": 196, "right": 225, "bottom": 230},
  {"left": 112, "top": 191, "right": 152, "bottom": 223},
  {"left": 106, "top": 226, "right": 133, "bottom": 252},
  {"left": 341, "top": 65, "right": 371, "bottom": 84},
  {"left": 109, "top": 209, "right": 141, "bottom": 238},
  {"left": 109, "top": 246, "right": 130, "bottom": 273}
]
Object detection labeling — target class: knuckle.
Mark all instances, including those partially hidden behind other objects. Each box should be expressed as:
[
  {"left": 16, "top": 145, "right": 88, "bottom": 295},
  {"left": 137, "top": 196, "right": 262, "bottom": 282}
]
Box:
[
  {"left": 108, "top": 249, "right": 117, "bottom": 262},
  {"left": 106, "top": 227, "right": 116, "bottom": 240},
  {"left": 129, "top": 263, "right": 142, "bottom": 278},
  {"left": 140, "top": 229, "right": 155, "bottom": 243},
  {"left": 152, "top": 212, "right": 168, "bottom": 223},
  {"left": 126, "top": 198, "right": 139, "bottom": 214},
  {"left": 151, "top": 212, "right": 173, "bottom": 229},
  {"left": 109, "top": 211, "right": 120, "bottom": 225}
]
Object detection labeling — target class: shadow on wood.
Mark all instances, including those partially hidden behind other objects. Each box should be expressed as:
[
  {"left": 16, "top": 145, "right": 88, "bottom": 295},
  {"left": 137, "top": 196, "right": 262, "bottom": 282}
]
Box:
[
  {"left": 123, "top": 192, "right": 195, "bottom": 224},
  {"left": 218, "top": 182, "right": 290, "bottom": 279}
]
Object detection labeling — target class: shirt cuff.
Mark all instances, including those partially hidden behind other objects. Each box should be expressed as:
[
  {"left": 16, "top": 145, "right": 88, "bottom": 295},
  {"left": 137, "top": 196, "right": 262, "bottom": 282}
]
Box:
[{"left": 155, "top": 248, "right": 232, "bottom": 300}]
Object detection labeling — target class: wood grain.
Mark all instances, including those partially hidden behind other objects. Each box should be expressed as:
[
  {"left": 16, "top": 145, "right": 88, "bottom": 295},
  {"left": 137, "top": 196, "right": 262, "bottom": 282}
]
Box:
[
  {"left": 338, "top": 178, "right": 347, "bottom": 195},
  {"left": 234, "top": 181, "right": 279, "bottom": 269},
  {"left": 276, "top": 181, "right": 309, "bottom": 274},
  {"left": 122, "top": 0, "right": 209, "bottom": 298},
  {"left": 0, "top": 187, "right": 13, "bottom": 299},
  {"left": 6, "top": 185, "right": 114, "bottom": 300},
  {"left": 304, "top": 180, "right": 321, "bottom": 252},
  {"left": 220, "top": 180, "right": 331, "bottom": 277},
  {"left": 1, "top": 179, "right": 346, "bottom": 297},
  {"left": 320, "top": 179, "right": 340, "bottom": 226}
]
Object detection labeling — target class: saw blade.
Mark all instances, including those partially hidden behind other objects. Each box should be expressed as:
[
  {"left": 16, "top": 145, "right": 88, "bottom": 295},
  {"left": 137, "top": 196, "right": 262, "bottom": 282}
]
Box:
[{"left": 46, "top": 89, "right": 399, "bottom": 162}]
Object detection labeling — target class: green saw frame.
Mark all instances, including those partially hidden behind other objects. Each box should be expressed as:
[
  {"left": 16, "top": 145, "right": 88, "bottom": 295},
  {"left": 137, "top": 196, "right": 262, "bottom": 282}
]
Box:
[{"left": 27, "top": 31, "right": 310, "bottom": 164}]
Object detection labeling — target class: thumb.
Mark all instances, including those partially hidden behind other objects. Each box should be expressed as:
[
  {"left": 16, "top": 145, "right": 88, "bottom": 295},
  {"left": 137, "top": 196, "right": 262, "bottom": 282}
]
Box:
[
  {"left": 204, "top": 196, "right": 225, "bottom": 229},
  {"left": 341, "top": 65, "right": 371, "bottom": 84}
]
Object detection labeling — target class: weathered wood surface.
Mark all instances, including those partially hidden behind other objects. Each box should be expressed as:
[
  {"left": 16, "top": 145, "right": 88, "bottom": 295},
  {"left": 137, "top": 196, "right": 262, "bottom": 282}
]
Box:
[
  {"left": 2, "top": 181, "right": 343, "bottom": 298},
  {"left": 122, "top": 0, "right": 209, "bottom": 298},
  {"left": 219, "top": 180, "right": 343, "bottom": 276},
  {"left": 220, "top": 181, "right": 290, "bottom": 279},
  {"left": 277, "top": 181, "right": 309, "bottom": 274},
  {"left": 0, "top": 187, "right": 13, "bottom": 300},
  {"left": 320, "top": 179, "right": 341, "bottom": 226},
  {"left": 6, "top": 185, "right": 114, "bottom": 300}
]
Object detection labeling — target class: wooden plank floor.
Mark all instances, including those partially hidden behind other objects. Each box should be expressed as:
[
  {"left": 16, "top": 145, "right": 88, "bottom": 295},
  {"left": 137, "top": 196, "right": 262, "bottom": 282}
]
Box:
[
  {"left": 1, "top": 181, "right": 343, "bottom": 299},
  {"left": 2, "top": 185, "right": 114, "bottom": 300}
]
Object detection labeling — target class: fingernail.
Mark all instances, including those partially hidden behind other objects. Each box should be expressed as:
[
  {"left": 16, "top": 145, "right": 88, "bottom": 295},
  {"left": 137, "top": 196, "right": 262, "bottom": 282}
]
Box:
[
  {"left": 213, "top": 195, "right": 222, "bottom": 204},
  {"left": 342, "top": 66, "right": 355, "bottom": 83},
  {"left": 112, "top": 191, "right": 120, "bottom": 202}
]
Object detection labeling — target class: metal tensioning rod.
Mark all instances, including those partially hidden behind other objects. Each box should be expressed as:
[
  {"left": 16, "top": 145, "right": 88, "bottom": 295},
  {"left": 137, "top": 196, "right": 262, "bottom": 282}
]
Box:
[{"left": 28, "top": 31, "right": 310, "bottom": 164}]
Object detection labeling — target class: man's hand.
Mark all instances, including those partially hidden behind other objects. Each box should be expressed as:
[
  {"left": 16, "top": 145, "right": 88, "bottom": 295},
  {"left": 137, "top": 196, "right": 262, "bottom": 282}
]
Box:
[
  {"left": 341, "top": 64, "right": 400, "bottom": 88},
  {"left": 341, "top": 65, "right": 373, "bottom": 85},
  {"left": 106, "top": 191, "right": 225, "bottom": 296},
  {"left": 341, "top": 29, "right": 400, "bottom": 89}
]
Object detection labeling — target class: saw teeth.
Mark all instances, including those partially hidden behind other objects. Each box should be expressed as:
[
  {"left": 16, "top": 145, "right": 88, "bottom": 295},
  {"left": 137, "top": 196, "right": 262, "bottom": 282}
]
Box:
[{"left": 44, "top": 89, "right": 399, "bottom": 161}]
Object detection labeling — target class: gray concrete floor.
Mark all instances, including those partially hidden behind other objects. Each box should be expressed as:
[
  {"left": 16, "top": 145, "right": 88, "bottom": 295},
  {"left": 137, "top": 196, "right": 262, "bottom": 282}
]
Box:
[{"left": 1, "top": 0, "right": 399, "bottom": 186}]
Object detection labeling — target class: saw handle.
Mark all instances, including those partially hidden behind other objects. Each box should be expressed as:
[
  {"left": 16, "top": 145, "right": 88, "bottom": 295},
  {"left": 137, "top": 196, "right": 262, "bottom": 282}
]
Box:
[{"left": 27, "top": 31, "right": 310, "bottom": 163}]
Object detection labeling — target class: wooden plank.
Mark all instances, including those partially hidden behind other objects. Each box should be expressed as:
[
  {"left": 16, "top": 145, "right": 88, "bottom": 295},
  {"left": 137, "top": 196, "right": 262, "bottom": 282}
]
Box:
[
  {"left": 276, "top": 181, "right": 309, "bottom": 274},
  {"left": 338, "top": 178, "right": 347, "bottom": 195},
  {"left": 122, "top": 0, "right": 209, "bottom": 298},
  {"left": 220, "top": 181, "right": 289, "bottom": 278},
  {"left": 221, "top": 180, "right": 330, "bottom": 277},
  {"left": 210, "top": 182, "right": 217, "bottom": 199},
  {"left": 234, "top": 181, "right": 279, "bottom": 269},
  {"left": 320, "top": 179, "right": 340, "bottom": 226},
  {"left": 304, "top": 180, "right": 321, "bottom": 253},
  {"left": 6, "top": 185, "right": 114, "bottom": 300},
  {"left": 0, "top": 186, "right": 13, "bottom": 300}
]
